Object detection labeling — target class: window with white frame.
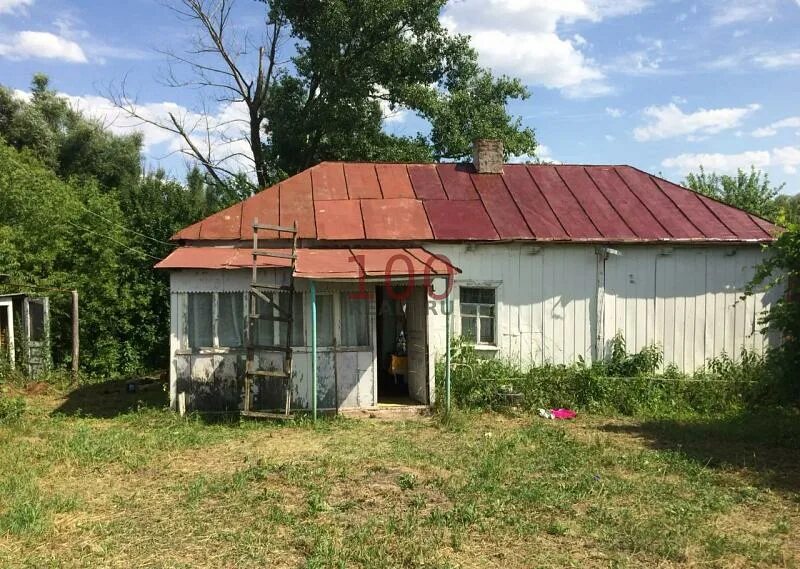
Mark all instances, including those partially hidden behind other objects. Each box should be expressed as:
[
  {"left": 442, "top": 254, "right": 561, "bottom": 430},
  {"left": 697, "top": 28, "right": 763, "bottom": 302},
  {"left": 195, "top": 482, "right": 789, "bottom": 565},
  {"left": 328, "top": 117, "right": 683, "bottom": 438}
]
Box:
[
  {"left": 341, "top": 293, "right": 370, "bottom": 346},
  {"left": 252, "top": 292, "right": 305, "bottom": 347},
  {"left": 187, "top": 293, "right": 214, "bottom": 348},
  {"left": 185, "top": 291, "right": 248, "bottom": 349},
  {"left": 460, "top": 287, "right": 496, "bottom": 345}
]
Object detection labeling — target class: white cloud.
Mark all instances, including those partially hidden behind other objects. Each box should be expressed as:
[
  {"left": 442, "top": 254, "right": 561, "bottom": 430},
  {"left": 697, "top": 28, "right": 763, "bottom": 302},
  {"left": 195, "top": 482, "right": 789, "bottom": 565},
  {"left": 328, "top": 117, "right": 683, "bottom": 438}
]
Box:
[
  {"left": 633, "top": 102, "right": 760, "bottom": 142},
  {"left": 0, "top": 0, "right": 32, "bottom": 14},
  {"left": 605, "top": 134, "right": 616, "bottom": 141},
  {"left": 752, "top": 117, "right": 800, "bottom": 138},
  {"left": 0, "top": 31, "right": 87, "bottom": 63},
  {"left": 711, "top": 0, "right": 779, "bottom": 26},
  {"left": 753, "top": 51, "right": 800, "bottom": 69},
  {"left": 440, "top": 0, "right": 648, "bottom": 98},
  {"left": 662, "top": 146, "right": 800, "bottom": 175},
  {"left": 605, "top": 107, "right": 624, "bottom": 118}
]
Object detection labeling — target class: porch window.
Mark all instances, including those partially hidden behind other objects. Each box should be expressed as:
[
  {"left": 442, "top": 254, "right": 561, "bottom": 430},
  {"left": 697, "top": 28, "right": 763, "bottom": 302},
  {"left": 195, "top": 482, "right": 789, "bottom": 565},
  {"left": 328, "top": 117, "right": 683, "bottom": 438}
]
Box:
[
  {"left": 460, "top": 287, "right": 496, "bottom": 345},
  {"left": 278, "top": 292, "right": 305, "bottom": 346},
  {"left": 253, "top": 292, "right": 304, "bottom": 347},
  {"left": 218, "top": 292, "right": 244, "bottom": 347},
  {"left": 316, "top": 294, "right": 335, "bottom": 347},
  {"left": 187, "top": 293, "right": 213, "bottom": 348},
  {"left": 341, "top": 293, "right": 370, "bottom": 346}
]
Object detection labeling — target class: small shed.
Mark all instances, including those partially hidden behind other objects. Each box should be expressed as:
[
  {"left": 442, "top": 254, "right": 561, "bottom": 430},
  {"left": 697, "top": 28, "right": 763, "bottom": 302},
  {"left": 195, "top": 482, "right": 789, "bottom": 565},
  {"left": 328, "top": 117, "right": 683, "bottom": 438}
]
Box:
[{"left": 0, "top": 293, "right": 50, "bottom": 376}]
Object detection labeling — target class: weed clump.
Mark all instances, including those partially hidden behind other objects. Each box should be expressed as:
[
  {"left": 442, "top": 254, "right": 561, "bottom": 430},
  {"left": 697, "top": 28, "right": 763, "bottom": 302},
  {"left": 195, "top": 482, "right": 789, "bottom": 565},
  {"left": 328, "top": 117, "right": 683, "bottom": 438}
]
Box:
[{"left": 437, "top": 333, "right": 776, "bottom": 416}]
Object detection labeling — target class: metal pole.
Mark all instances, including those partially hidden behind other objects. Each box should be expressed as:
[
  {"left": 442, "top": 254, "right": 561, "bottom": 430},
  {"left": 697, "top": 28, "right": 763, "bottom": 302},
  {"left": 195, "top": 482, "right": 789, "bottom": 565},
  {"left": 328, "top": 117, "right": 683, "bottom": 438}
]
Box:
[
  {"left": 445, "top": 279, "right": 452, "bottom": 414},
  {"left": 71, "top": 290, "right": 79, "bottom": 382},
  {"left": 310, "top": 280, "right": 318, "bottom": 422}
]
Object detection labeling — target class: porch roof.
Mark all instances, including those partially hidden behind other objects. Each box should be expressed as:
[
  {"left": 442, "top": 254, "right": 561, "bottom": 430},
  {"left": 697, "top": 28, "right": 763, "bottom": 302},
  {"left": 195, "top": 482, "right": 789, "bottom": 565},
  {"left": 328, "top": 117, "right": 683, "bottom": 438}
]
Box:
[{"left": 155, "top": 246, "right": 460, "bottom": 280}]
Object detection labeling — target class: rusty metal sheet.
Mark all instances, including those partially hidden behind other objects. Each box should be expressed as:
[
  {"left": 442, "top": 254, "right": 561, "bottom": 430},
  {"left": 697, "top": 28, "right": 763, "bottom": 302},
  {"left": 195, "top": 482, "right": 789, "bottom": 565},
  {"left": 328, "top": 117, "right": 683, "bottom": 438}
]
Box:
[
  {"left": 311, "top": 162, "right": 348, "bottom": 201},
  {"left": 585, "top": 167, "right": 669, "bottom": 240},
  {"left": 528, "top": 166, "right": 601, "bottom": 239},
  {"left": 197, "top": 202, "right": 243, "bottom": 240},
  {"left": 351, "top": 248, "right": 429, "bottom": 277},
  {"left": 425, "top": 200, "right": 498, "bottom": 240},
  {"left": 408, "top": 164, "right": 446, "bottom": 200},
  {"left": 344, "top": 163, "right": 382, "bottom": 199},
  {"left": 696, "top": 195, "right": 771, "bottom": 240},
  {"left": 651, "top": 178, "right": 736, "bottom": 239},
  {"left": 556, "top": 166, "right": 636, "bottom": 240},
  {"left": 315, "top": 200, "right": 365, "bottom": 240},
  {"left": 155, "top": 247, "right": 291, "bottom": 270},
  {"left": 295, "top": 249, "right": 358, "bottom": 278},
  {"left": 173, "top": 220, "right": 202, "bottom": 241},
  {"left": 472, "top": 175, "right": 533, "bottom": 239},
  {"left": 406, "top": 248, "right": 462, "bottom": 275},
  {"left": 376, "top": 164, "right": 414, "bottom": 198},
  {"left": 749, "top": 214, "right": 780, "bottom": 238},
  {"left": 501, "top": 165, "right": 565, "bottom": 240},
  {"left": 279, "top": 170, "right": 316, "bottom": 238},
  {"left": 614, "top": 167, "right": 703, "bottom": 240},
  {"left": 241, "top": 186, "right": 280, "bottom": 239},
  {"left": 437, "top": 163, "right": 479, "bottom": 200},
  {"left": 361, "top": 198, "right": 433, "bottom": 240}
]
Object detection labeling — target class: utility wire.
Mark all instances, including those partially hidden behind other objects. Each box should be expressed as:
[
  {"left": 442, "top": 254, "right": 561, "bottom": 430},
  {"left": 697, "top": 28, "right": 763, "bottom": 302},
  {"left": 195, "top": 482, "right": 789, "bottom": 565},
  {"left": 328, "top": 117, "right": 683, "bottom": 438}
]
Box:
[
  {"left": 77, "top": 203, "right": 176, "bottom": 247},
  {"left": 63, "top": 219, "right": 164, "bottom": 261}
]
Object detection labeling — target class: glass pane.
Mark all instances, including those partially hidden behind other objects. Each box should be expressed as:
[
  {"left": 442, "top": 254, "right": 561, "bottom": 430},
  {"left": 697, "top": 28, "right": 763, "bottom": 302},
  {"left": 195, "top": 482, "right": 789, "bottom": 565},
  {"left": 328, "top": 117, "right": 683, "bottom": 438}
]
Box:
[
  {"left": 480, "top": 288, "right": 496, "bottom": 304},
  {"left": 461, "top": 316, "right": 477, "bottom": 341},
  {"left": 480, "top": 317, "right": 494, "bottom": 344},
  {"left": 278, "top": 293, "right": 305, "bottom": 347},
  {"left": 316, "top": 294, "right": 334, "bottom": 347},
  {"left": 479, "top": 304, "right": 495, "bottom": 317},
  {"left": 187, "top": 293, "right": 213, "bottom": 348},
  {"left": 342, "top": 293, "right": 370, "bottom": 346},
  {"left": 460, "top": 288, "right": 480, "bottom": 304},
  {"left": 461, "top": 303, "right": 477, "bottom": 315},
  {"left": 218, "top": 293, "right": 244, "bottom": 347},
  {"left": 28, "top": 300, "right": 45, "bottom": 342},
  {"left": 253, "top": 294, "right": 275, "bottom": 346}
]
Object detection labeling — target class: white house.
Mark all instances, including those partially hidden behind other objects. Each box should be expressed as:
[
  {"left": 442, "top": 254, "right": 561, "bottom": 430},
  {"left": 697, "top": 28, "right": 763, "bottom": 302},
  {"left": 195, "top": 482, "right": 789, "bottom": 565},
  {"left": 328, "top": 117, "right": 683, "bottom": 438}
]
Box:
[{"left": 156, "top": 140, "right": 781, "bottom": 414}]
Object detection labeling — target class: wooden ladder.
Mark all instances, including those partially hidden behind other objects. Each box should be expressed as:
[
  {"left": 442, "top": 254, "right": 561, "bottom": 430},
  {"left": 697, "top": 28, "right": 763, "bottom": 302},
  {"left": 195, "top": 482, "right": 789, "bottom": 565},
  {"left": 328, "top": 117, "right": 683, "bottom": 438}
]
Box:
[{"left": 242, "top": 218, "right": 298, "bottom": 419}]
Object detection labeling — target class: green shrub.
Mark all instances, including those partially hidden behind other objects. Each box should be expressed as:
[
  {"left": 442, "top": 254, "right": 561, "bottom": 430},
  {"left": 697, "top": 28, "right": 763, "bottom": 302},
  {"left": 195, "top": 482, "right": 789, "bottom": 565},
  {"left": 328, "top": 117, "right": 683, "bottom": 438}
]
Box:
[
  {"left": 437, "top": 335, "right": 773, "bottom": 417},
  {"left": 0, "top": 396, "right": 26, "bottom": 423}
]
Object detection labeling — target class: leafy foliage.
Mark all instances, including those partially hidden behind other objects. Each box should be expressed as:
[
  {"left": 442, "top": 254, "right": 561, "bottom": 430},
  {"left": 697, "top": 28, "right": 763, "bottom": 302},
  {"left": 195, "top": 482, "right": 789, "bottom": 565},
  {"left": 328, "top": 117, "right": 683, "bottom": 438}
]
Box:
[
  {"left": 684, "top": 166, "right": 783, "bottom": 221},
  {"left": 748, "top": 225, "right": 800, "bottom": 401},
  {"left": 145, "top": 0, "right": 536, "bottom": 187},
  {"left": 439, "top": 335, "right": 774, "bottom": 416},
  {"left": 0, "top": 77, "right": 235, "bottom": 376}
]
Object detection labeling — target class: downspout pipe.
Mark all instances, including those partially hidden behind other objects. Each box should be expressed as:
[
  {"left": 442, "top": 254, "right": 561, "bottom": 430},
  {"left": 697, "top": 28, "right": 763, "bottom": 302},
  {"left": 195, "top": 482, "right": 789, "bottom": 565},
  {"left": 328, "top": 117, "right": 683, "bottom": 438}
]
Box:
[{"left": 310, "top": 279, "right": 318, "bottom": 422}]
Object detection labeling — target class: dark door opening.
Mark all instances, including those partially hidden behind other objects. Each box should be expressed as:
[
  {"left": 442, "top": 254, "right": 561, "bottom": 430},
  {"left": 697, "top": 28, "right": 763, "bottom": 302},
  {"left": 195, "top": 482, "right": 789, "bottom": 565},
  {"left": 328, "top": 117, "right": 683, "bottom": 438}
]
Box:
[{"left": 375, "top": 286, "right": 428, "bottom": 406}]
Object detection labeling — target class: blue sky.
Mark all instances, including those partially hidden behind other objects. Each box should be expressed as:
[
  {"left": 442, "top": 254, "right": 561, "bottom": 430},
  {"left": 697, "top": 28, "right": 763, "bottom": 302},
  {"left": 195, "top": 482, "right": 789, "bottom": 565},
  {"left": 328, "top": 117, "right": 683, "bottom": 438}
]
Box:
[{"left": 1, "top": 0, "right": 799, "bottom": 193}]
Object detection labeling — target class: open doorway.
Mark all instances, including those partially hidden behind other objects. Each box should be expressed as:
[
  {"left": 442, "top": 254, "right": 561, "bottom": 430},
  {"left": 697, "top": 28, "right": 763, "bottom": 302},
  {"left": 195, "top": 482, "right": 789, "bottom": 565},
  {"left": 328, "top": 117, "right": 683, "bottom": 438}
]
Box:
[{"left": 375, "top": 285, "right": 428, "bottom": 406}]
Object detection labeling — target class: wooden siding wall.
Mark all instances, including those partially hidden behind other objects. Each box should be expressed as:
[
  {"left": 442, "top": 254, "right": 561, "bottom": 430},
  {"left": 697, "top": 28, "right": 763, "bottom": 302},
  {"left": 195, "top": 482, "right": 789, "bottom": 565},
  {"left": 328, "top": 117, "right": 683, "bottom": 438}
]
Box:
[{"left": 428, "top": 243, "right": 780, "bottom": 372}]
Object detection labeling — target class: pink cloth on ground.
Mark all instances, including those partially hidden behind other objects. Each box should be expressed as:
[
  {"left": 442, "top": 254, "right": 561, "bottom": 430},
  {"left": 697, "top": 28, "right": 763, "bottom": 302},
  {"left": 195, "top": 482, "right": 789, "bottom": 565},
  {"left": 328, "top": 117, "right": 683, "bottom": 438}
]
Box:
[{"left": 551, "top": 408, "right": 577, "bottom": 420}]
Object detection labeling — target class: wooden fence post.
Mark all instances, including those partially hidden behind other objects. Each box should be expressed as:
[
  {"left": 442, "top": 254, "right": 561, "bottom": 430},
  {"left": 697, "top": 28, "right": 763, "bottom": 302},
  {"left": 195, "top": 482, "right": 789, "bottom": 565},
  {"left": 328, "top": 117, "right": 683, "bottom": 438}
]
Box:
[{"left": 71, "top": 290, "right": 79, "bottom": 381}]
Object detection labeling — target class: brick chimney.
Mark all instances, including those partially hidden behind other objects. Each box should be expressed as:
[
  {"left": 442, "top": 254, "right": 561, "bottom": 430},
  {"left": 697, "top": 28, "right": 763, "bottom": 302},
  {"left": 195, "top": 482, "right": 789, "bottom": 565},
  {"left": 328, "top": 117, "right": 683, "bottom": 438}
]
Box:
[{"left": 472, "top": 139, "right": 504, "bottom": 174}]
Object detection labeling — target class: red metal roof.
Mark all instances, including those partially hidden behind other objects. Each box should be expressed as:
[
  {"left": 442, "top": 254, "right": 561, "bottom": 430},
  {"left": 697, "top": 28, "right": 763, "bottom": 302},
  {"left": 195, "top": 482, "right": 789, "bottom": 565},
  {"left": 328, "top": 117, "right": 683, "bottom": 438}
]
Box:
[
  {"left": 172, "top": 163, "right": 780, "bottom": 243},
  {"left": 155, "top": 247, "right": 460, "bottom": 280}
]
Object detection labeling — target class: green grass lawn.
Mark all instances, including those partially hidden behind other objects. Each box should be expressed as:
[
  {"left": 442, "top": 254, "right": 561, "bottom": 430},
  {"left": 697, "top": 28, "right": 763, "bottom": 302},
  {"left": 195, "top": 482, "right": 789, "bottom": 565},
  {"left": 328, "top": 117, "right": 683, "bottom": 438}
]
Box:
[{"left": 0, "top": 380, "right": 798, "bottom": 568}]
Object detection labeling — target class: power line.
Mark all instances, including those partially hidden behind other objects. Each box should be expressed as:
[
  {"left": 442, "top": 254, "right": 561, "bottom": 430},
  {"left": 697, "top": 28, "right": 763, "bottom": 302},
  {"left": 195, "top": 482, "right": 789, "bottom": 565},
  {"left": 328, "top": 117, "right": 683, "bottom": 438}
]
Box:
[
  {"left": 63, "top": 219, "right": 164, "bottom": 261},
  {"left": 77, "top": 203, "right": 176, "bottom": 247}
]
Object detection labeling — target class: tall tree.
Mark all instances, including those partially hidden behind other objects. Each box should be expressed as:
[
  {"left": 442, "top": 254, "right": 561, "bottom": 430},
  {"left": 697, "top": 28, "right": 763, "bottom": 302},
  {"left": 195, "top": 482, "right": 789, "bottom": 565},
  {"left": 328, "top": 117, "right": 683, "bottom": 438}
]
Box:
[
  {"left": 684, "top": 166, "right": 783, "bottom": 221},
  {"left": 112, "top": 0, "right": 535, "bottom": 190}
]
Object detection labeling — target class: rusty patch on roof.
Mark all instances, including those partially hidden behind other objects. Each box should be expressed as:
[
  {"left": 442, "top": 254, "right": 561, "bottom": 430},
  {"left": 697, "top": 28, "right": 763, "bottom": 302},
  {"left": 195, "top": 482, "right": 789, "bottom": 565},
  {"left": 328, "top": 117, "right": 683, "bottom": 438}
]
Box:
[{"left": 315, "top": 200, "right": 365, "bottom": 240}]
